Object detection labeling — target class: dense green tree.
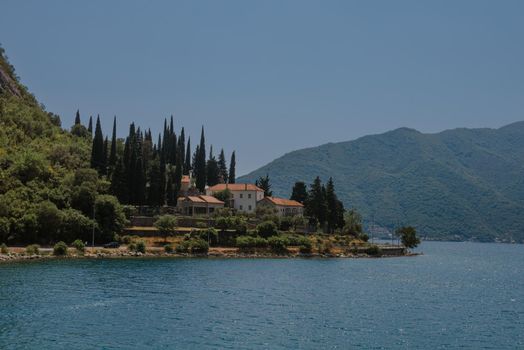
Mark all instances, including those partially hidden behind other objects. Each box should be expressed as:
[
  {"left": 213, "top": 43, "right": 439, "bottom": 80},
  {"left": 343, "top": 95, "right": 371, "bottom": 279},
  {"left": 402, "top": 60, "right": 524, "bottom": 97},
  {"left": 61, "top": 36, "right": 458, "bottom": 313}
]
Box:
[
  {"left": 218, "top": 149, "right": 228, "bottom": 183},
  {"left": 75, "top": 109, "right": 81, "bottom": 125},
  {"left": 184, "top": 136, "right": 191, "bottom": 175},
  {"left": 109, "top": 116, "right": 117, "bottom": 168},
  {"left": 94, "top": 195, "right": 127, "bottom": 243},
  {"left": 305, "top": 177, "right": 327, "bottom": 227},
  {"left": 154, "top": 215, "right": 178, "bottom": 242},
  {"left": 326, "top": 177, "right": 344, "bottom": 233},
  {"left": 194, "top": 127, "right": 207, "bottom": 191},
  {"left": 256, "top": 174, "right": 273, "bottom": 197},
  {"left": 90, "top": 116, "right": 106, "bottom": 174},
  {"left": 290, "top": 181, "right": 308, "bottom": 203},
  {"left": 397, "top": 226, "right": 421, "bottom": 249},
  {"left": 60, "top": 208, "right": 96, "bottom": 243},
  {"left": 206, "top": 146, "right": 220, "bottom": 186},
  {"left": 87, "top": 116, "right": 93, "bottom": 134},
  {"left": 343, "top": 209, "right": 363, "bottom": 236},
  {"left": 147, "top": 157, "right": 164, "bottom": 206},
  {"left": 36, "top": 201, "right": 62, "bottom": 241},
  {"left": 229, "top": 151, "right": 236, "bottom": 184},
  {"left": 110, "top": 157, "right": 128, "bottom": 203}
]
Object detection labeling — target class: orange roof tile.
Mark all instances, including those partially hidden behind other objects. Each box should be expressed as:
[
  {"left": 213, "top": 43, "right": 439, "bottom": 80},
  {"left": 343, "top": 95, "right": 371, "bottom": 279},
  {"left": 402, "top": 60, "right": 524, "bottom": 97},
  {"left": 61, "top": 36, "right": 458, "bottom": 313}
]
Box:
[
  {"left": 180, "top": 195, "right": 224, "bottom": 204},
  {"left": 263, "top": 197, "right": 304, "bottom": 207},
  {"left": 199, "top": 195, "right": 225, "bottom": 204},
  {"left": 207, "top": 183, "right": 263, "bottom": 192}
]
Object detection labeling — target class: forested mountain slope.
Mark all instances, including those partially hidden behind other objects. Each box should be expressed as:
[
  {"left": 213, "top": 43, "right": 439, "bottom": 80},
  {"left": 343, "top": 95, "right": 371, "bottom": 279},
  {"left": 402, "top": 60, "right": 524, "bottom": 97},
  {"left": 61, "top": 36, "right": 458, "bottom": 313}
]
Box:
[{"left": 239, "top": 123, "right": 524, "bottom": 242}]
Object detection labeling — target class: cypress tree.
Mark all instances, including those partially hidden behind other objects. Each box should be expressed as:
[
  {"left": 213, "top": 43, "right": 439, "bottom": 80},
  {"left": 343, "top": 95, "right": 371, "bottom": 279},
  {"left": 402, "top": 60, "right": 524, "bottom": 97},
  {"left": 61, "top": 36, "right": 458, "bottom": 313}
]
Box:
[
  {"left": 90, "top": 115, "right": 105, "bottom": 173},
  {"left": 102, "top": 136, "right": 109, "bottom": 175},
  {"left": 111, "top": 157, "right": 128, "bottom": 203},
  {"left": 87, "top": 116, "right": 93, "bottom": 134},
  {"left": 326, "top": 177, "right": 341, "bottom": 233},
  {"left": 218, "top": 149, "right": 228, "bottom": 183},
  {"left": 206, "top": 146, "right": 220, "bottom": 186},
  {"left": 290, "top": 181, "right": 308, "bottom": 203},
  {"left": 166, "top": 167, "right": 175, "bottom": 206},
  {"left": 147, "top": 157, "right": 163, "bottom": 206},
  {"left": 228, "top": 151, "right": 236, "bottom": 184},
  {"left": 75, "top": 109, "right": 81, "bottom": 125},
  {"left": 195, "top": 127, "right": 207, "bottom": 191},
  {"left": 173, "top": 150, "right": 183, "bottom": 201},
  {"left": 109, "top": 116, "right": 117, "bottom": 168},
  {"left": 178, "top": 127, "right": 185, "bottom": 171},
  {"left": 305, "top": 176, "right": 327, "bottom": 227},
  {"left": 184, "top": 137, "right": 191, "bottom": 175}
]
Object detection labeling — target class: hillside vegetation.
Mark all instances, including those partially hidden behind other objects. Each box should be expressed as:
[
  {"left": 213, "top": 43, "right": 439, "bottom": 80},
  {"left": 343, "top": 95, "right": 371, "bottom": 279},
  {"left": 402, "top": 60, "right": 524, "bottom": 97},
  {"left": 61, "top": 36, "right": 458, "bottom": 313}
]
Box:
[
  {"left": 0, "top": 46, "right": 126, "bottom": 245},
  {"left": 239, "top": 124, "right": 524, "bottom": 242}
]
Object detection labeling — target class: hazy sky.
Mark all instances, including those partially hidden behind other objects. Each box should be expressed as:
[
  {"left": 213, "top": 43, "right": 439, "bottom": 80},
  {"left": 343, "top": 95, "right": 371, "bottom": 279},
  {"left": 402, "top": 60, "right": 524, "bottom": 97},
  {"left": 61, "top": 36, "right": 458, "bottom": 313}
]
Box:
[{"left": 1, "top": 0, "right": 523, "bottom": 175}]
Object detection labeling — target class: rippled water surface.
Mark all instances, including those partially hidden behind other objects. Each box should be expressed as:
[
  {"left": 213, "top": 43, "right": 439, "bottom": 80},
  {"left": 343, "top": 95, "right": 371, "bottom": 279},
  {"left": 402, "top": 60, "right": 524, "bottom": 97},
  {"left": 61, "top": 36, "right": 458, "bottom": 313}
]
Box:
[{"left": 1, "top": 242, "right": 523, "bottom": 349}]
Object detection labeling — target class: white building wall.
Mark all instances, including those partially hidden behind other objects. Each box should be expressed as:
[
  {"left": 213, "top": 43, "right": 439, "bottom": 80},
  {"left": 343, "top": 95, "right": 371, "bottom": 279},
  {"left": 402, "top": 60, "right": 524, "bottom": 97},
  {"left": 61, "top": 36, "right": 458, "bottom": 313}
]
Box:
[{"left": 206, "top": 189, "right": 263, "bottom": 213}]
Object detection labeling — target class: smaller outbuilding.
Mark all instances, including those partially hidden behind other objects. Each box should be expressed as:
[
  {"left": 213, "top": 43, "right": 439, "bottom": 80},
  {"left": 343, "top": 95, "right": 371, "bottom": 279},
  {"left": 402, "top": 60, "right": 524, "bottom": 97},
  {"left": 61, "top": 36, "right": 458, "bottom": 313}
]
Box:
[
  {"left": 257, "top": 197, "right": 304, "bottom": 217},
  {"left": 177, "top": 195, "right": 224, "bottom": 216}
]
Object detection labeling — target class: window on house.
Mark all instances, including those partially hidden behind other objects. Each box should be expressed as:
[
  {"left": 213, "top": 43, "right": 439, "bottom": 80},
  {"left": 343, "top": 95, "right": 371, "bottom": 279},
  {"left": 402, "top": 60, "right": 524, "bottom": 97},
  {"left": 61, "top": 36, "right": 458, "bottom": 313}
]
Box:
[
  {"left": 239, "top": 205, "right": 243, "bottom": 210},
  {"left": 240, "top": 194, "right": 243, "bottom": 199},
  {"left": 248, "top": 205, "right": 252, "bottom": 211},
  {"left": 248, "top": 194, "right": 252, "bottom": 199}
]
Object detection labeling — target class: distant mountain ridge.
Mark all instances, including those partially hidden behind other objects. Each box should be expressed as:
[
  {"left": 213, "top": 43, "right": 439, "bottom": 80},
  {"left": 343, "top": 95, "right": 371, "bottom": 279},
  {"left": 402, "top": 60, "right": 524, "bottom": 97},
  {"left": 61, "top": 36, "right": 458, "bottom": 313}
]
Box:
[{"left": 238, "top": 122, "right": 524, "bottom": 242}]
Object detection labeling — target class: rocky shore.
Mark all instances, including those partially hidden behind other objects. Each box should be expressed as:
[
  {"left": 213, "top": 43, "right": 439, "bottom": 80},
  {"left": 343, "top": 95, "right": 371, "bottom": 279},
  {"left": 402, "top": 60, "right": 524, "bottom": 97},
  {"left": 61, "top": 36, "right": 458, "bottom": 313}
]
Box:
[{"left": 0, "top": 245, "right": 413, "bottom": 263}]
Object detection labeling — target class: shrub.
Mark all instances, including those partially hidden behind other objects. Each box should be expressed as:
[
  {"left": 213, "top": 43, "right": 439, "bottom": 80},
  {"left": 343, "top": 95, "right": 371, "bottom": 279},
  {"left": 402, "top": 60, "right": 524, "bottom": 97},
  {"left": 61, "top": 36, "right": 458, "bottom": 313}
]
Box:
[
  {"left": 26, "top": 244, "right": 40, "bottom": 255},
  {"left": 299, "top": 244, "right": 312, "bottom": 254},
  {"left": 281, "top": 234, "right": 310, "bottom": 246},
  {"left": 236, "top": 236, "right": 268, "bottom": 249},
  {"left": 317, "top": 240, "right": 333, "bottom": 255},
  {"left": 190, "top": 238, "right": 209, "bottom": 253},
  {"left": 1, "top": 243, "right": 8, "bottom": 254},
  {"left": 164, "top": 244, "right": 174, "bottom": 253},
  {"left": 120, "top": 235, "right": 133, "bottom": 244},
  {"left": 135, "top": 240, "right": 146, "bottom": 253},
  {"left": 268, "top": 236, "right": 290, "bottom": 253},
  {"left": 279, "top": 217, "right": 293, "bottom": 231},
  {"left": 257, "top": 221, "right": 278, "bottom": 238},
  {"left": 175, "top": 240, "right": 191, "bottom": 253},
  {"left": 365, "top": 244, "right": 382, "bottom": 256},
  {"left": 72, "top": 239, "right": 85, "bottom": 253},
  {"left": 192, "top": 228, "right": 218, "bottom": 245},
  {"left": 359, "top": 233, "right": 369, "bottom": 242},
  {"left": 128, "top": 242, "right": 136, "bottom": 252},
  {"left": 195, "top": 221, "right": 208, "bottom": 229},
  {"left": 53, "top": 241, "right": 68, "bottom": 256}
]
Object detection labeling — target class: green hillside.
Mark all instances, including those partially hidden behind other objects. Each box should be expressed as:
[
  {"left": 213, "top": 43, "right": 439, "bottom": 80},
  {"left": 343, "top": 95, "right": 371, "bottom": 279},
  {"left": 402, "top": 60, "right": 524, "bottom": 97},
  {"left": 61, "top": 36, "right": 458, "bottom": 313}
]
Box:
[
  {"left": 0, "top": 46, "right": 126, "bottom": 245},
  {"left": 239, "top": 124, "right": 524, "bottom": 242}
]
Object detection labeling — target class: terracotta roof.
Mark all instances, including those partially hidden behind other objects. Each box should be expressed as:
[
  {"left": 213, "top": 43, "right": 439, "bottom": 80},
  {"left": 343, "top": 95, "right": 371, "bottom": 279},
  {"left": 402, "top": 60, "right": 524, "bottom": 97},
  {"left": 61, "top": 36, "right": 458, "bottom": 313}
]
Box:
[
  {"left": 182, "top": 175, "right": 190, "bottom": 183},
  {"left": 199, "top": 195, "right": 225, "bottom": 204},
  {"left": 179, "top": 195, "right": 224, "bottom": 204},
  {"left": 262, "top": 197, "right": 304, "bottom": 207},
  {"left": 207, "top": 183, "right": 263, "bottom": 192}
]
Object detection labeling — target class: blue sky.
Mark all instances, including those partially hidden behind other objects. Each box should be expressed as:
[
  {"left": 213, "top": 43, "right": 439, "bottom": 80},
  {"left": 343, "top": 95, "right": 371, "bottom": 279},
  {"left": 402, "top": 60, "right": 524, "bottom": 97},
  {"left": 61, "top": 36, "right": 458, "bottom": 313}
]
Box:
[{"left": 1, "top": 0, "right": 523, "bottom": 175}]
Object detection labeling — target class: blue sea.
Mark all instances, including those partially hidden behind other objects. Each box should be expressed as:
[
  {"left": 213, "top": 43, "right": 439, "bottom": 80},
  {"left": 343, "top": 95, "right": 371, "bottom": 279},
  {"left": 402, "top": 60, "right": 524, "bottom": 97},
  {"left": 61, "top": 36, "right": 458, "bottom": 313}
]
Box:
[{"left": 1, "top": 242, "right": 523, "bottom": 349}]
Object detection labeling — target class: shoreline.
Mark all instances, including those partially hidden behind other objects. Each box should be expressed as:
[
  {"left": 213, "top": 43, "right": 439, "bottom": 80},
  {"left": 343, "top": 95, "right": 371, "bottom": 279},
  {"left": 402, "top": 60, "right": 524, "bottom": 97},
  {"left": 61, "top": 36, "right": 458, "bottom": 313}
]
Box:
[{"left": 0, "top": 248, "right": 416, "bottom": 264}]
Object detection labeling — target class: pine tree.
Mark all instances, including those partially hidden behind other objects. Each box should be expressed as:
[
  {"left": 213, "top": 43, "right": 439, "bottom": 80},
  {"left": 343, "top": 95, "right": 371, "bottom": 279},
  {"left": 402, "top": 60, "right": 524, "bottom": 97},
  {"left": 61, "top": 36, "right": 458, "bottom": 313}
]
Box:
[
  {"left": 179, "top": 127, "right": 185, "bottom": 171},
  {"left": 109, "top": 116, "right": 117, "bottom": 168},
  {"left": 90, "top": 115, "right": 105, "bottom": 173},
  {"left": 87, "top": 116, "right": 93, "bottom": 134},
  {"left": 255, "top": 174, "right": 272, "bottom": 197},
  {"left": 75, "top": 109, "right": 81, "bottom": 125},
  {"left": 290, "top": 181, "right": 308, "bottom": 203},
  {"left": 218, "top": 149, "right": 228, "bottom": 183},
  {"left": 166, "top": 167, "right": 176, "bottom": 206},
  {"left": 229, "top": 151, "right": 236, "bottom": 184},
  {"left": 184, "top": 137, "right": 191, "bottom": 175},
  {"left": 206, "top": 146, "right": 220, "bottom": 186}
]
